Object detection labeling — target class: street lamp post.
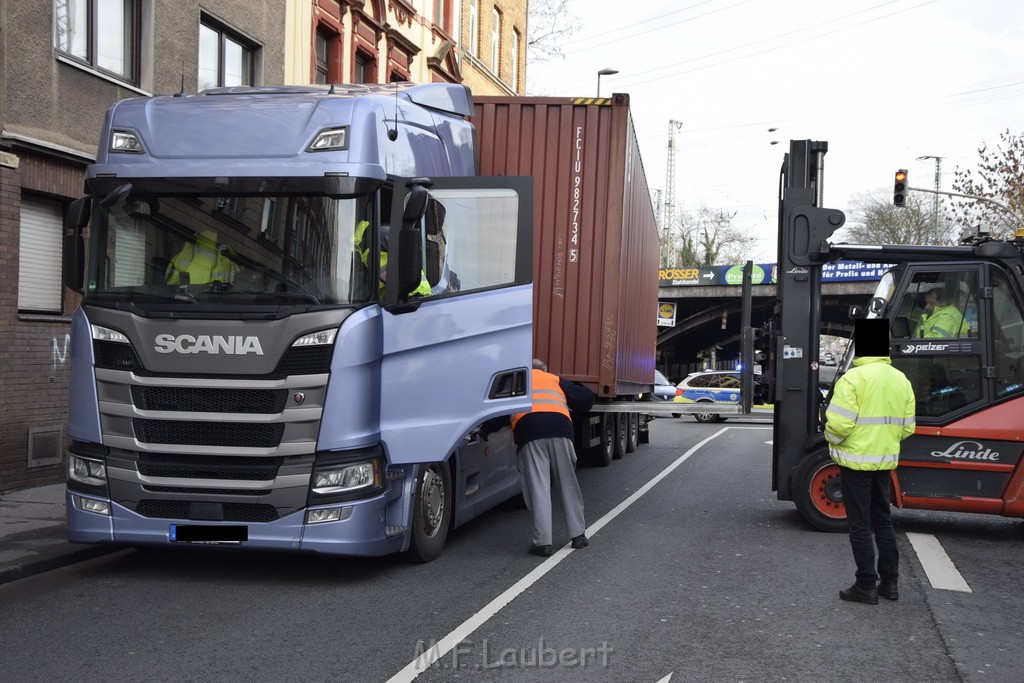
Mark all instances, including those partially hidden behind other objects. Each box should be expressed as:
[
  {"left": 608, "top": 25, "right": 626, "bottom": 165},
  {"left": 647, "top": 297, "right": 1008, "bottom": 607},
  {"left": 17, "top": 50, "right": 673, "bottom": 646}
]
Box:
[
  {"left": 597, "top": 68, "right": 618, "bottom": 98},
  {"left": 917, "top": 155, "right": 942, "bottom": 235}
]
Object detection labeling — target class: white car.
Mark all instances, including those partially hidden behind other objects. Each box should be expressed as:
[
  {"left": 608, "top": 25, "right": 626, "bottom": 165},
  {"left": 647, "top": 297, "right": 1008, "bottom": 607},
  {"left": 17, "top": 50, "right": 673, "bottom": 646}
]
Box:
[{"left": 654, "top": 370, "right": 678, "bottom": 401}]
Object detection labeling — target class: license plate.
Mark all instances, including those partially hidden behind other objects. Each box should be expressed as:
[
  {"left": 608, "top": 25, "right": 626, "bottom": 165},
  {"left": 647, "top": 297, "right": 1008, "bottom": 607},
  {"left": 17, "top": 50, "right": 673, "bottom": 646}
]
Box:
[{"left": 169, "top": 524, "right": 248, "bottom": 544}]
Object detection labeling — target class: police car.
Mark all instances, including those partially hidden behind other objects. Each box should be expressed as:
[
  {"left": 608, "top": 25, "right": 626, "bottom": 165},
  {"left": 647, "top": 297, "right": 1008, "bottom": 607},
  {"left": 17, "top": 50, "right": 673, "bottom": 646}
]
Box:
[{"left": 671, "top": 370, "right": 742, "bottom": 422}]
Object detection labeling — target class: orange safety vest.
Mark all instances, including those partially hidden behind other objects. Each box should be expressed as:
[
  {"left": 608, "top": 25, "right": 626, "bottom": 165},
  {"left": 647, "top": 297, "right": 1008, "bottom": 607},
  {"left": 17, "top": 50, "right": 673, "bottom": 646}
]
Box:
[{"left": 510, "top": 369, "right": 571, "bottom": 430}]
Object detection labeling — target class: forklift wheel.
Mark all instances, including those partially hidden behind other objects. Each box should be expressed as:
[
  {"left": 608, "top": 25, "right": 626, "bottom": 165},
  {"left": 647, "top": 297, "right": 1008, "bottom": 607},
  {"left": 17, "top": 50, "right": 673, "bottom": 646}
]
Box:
[{"left": 792, "top": 451, "right": 848, "bottom": 532}]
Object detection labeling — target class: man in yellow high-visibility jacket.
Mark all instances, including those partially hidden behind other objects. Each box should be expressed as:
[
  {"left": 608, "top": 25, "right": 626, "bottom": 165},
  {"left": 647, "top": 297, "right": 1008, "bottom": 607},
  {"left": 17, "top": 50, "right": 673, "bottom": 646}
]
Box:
[
  {"left": 166, "top": 230, "right": 238, "bottom": 286},
  {"left": 825, "top": 318, "right": 915, "bottom": 605},
  {"left": 918, "top": 286, "right": 970, "bottom": 338},
  {"left": 353, "top": 221, "right": 430, "bottom": 298}
]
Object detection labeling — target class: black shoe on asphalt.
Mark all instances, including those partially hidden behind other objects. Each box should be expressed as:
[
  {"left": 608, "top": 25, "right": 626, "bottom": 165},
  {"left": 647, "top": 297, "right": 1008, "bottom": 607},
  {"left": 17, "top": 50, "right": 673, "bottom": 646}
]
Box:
[
  {"left": 529, "top": 544, "right": 553, "bottom": 557},
  {"left": 839, "top": 583, "right": 879, "bottom": 605},
  {"left": 571, "top": 534, "right": 589, "bottom": 549},
  {"left": 878, "top": 582, "right": 899, "bottom": 601}
]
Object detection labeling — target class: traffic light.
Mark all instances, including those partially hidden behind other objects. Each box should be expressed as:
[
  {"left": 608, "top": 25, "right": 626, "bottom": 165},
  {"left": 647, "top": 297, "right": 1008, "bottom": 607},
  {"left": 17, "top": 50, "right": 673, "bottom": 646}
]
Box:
[{"left": 894, "top": 169, "right": 908, "bottom": 207}]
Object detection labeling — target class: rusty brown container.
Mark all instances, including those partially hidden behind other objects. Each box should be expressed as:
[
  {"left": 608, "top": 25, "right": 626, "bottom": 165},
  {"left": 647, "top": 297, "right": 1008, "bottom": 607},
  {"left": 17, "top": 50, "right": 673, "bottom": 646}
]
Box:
[{"left": 472, "top": 94, "right": 660, "bottom": 398}]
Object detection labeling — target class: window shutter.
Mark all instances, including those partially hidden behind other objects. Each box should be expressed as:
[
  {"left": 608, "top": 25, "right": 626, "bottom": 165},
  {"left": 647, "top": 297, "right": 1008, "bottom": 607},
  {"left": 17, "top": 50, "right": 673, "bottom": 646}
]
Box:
[{"left": 19, "top": 197, "right": 64, "bottom": 313}]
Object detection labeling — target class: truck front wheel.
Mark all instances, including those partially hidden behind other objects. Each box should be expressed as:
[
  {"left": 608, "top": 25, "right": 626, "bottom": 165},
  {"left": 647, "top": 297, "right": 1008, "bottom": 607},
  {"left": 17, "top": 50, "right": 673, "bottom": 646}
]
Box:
[
  {"left": 406, "top": 462, "right": 453, "bottom": 562},
  {"left": 792, "top": 450, "right": 848, "bottom": 532}
]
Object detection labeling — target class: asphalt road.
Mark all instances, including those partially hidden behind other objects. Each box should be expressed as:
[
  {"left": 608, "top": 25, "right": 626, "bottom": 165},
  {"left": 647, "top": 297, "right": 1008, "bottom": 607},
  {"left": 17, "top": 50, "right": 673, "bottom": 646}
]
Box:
[{"left": 2, "top": 417, "right": 1021, "bottom": 682}]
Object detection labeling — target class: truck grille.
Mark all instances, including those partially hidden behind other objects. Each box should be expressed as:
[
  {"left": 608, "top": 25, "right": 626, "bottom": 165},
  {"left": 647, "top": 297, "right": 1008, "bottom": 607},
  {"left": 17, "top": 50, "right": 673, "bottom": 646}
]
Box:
[
  {"left": 134, "top": 420, "right": 284, "bottom": 448},
  {"left": 95, "top": 340, "right": 143, "bottom": 371},
  {"left": 137, "top": 454, "right": 282, "bottom": 480},
  {"left": 135, "top": 500, "right": 279, "bottom": 522},
  {"left": 275, "top": 346, "right": 332, "bottom": 375},
  {"left": 131, "top": 386, "right": 288, "bottom": 414},
  {"left": 94, "top": 342, "right": 331, "bottom": 377}
]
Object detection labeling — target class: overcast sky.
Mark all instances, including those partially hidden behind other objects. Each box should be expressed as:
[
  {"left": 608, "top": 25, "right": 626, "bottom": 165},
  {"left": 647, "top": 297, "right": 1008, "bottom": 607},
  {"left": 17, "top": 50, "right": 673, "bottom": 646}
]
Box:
[{"left": 525, "top": 0, "right": 1024, "bottom": 261}]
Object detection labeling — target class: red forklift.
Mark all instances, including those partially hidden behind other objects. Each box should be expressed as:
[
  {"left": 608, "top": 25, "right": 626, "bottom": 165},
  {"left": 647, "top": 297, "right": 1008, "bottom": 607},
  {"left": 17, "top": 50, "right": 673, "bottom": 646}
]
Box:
[{"left": 765, "top": 140, "right": 1024, "bottom": 531}]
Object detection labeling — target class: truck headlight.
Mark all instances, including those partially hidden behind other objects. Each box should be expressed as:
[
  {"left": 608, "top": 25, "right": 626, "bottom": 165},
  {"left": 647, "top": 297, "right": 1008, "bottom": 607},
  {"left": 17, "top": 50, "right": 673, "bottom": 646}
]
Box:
[
  {"left": 68, "top": 454, "right": 107, "bottom": 486},
  {"left": 312, "top": 460, "right": 379, "bottom": 494}
]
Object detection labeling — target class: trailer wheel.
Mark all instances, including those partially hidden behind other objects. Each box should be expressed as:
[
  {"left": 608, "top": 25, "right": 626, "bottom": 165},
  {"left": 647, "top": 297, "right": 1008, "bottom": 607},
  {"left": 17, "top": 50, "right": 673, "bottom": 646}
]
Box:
[
  {"left": 612, "top": 413, "right": 629, "bottom": 459},
  {"left": 693, "top": 402, "right": 722, "bottom": 423},
  {"left": 589, "top": 414, "right": 614, "bottom": 467},
  {"left": 792, "top": 451, "right": 848, "bottom": 532},
  {"left": 638, "top": 420, "right": 650, "bottom": 444},
  {"left": 626, "top": 413, "right": 639, "bottom": 453},
  {"left": 406, "top": 462, "right": 452, "bottom": 562}
]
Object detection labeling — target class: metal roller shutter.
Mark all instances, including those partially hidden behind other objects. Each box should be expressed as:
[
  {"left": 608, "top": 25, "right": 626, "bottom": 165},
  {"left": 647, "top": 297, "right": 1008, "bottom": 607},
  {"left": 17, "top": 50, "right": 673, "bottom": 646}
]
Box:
[{"left": 18, "top": 197, "right": 64, "bottom": 313}]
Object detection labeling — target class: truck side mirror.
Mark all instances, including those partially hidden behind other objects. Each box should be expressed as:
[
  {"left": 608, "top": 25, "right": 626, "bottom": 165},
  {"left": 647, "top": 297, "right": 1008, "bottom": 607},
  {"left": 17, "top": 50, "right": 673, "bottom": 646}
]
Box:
[
  {"left": 63, "top": 197, "right": 91, "bottom": 292},
  {"left": 848, "top": 304, "right": 865, "bottom": 319},
  {"left": 397, "top": 185, "right": 428, "bottom": 302}
]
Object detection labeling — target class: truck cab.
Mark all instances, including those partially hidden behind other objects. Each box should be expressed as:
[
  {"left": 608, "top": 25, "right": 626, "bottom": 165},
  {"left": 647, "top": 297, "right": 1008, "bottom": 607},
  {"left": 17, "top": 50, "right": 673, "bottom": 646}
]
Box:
[{"left": 63, "top": 84, "right": 533, "bottom": 560}]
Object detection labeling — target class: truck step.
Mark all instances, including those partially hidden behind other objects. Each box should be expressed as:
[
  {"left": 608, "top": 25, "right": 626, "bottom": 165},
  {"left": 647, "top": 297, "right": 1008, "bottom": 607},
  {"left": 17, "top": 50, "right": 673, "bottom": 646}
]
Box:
[{"left": 384, "top": 525, "right": 409, "bottom": 537}]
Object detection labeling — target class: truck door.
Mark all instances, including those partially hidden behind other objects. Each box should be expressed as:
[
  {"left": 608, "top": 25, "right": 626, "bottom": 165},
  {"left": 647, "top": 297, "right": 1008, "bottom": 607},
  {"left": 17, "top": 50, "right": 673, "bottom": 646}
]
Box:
[{"left": 380, "top": 176, "right": 533, "bottom": 465}]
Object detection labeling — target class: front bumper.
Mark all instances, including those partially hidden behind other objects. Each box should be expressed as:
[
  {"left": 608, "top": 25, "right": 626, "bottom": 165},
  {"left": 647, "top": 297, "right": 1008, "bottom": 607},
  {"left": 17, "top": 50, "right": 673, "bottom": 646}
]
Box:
[{"left": 66, "top": 490, "right": 408, "bottom": 557}]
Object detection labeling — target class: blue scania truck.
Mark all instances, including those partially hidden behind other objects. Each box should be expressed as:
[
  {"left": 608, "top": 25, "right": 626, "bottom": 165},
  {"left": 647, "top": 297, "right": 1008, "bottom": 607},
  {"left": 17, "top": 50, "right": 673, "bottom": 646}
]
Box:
[{"left": 62, "top": 83, "right": 535, "bottom": 561}]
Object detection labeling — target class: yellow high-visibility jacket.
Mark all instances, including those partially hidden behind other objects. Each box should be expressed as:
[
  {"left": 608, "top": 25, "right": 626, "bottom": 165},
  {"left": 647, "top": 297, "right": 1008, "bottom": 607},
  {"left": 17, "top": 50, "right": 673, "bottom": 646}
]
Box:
[
  {"left": 824, "top": 356, "right": 916, "bottom": 470},
  {"left": 919, "top": 304, "right": 970, "bottom": 338}
]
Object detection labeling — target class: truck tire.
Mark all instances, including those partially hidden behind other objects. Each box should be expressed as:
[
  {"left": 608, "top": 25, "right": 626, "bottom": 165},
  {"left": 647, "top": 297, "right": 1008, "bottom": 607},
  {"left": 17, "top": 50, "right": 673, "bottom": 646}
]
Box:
[
  {"left": 792, "top": 450, "right": 848, "bottom": 533},
  {"left": 626, "top": 413, "right": 639, "bottom": 453},
  {"left": 612, "top": 413, "right": 628, "bottom": 459},
  {"left": 589, "top": 414, "right": 614, "bottom": 467},
  {"left": 693, "top": 401, "right": 722, "bottom": 423},
  {"left": 406, "top": 462, "right": 453, "bottom": 562}
]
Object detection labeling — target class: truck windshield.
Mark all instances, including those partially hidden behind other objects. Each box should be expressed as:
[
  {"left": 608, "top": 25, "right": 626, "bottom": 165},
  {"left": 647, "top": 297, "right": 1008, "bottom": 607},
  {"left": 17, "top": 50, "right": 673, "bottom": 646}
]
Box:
[{"left": 86, "top": 193, "right": 375, "bottom": 308}]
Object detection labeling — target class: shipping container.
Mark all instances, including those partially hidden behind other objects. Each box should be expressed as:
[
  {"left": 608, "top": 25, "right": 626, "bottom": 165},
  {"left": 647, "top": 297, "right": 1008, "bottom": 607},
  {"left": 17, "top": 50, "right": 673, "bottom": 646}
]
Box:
[{"left": 472, "top": 94, "right": 660, "bottom": 399}]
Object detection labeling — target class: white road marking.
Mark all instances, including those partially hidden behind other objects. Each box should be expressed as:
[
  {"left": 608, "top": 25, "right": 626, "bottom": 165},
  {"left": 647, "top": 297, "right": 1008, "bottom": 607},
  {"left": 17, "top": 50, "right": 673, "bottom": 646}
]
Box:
[
  {"left": 385, "top": 427, "right": 733, "bottom": 682},
  {"left": 657, "top": 674, "right": 673, "bottom": 683},
  {"left": 905, "top": 532, "right": 972, "bottom": 593}
]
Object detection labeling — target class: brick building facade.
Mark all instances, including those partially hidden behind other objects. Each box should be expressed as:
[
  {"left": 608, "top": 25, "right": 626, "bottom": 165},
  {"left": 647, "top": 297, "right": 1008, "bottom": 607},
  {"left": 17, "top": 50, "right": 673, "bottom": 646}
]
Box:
[{"left": 0, "top": 1, "right": 287, "bottom": 493}]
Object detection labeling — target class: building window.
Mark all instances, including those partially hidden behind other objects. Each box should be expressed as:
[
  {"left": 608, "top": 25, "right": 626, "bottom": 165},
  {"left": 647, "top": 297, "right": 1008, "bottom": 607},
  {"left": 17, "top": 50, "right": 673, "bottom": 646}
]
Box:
[
  {"left": 511, "top": 28, "right": 519, "bottom": 90},
  {"left": 19, "top": 197, "right": 65, "bottom": 314},
  {"left": 53, "top": 0, "right": 138, "bottom": 83},
  {"left": 198, "top": 18, "right": 255, "bottom": 91},
  {"left": 315, "top": 28, "right": 331, "bottom": 84},
  {"left": 354, "top": 50, "right": 374, "bottom": 84},
  {"left": 491, "top": 8, "right": 501, "bottom": 75},
  {"left": 433, "top": 0, "right": 452, "bottom": 34},
  {"left": 469, "top": 0, "right": 479, "bottom": 57}
]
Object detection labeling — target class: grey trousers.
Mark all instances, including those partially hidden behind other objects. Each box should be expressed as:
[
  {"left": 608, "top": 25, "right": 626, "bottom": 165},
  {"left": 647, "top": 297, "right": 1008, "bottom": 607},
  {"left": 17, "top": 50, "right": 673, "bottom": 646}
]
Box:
[{"left": 518, "top": 437, "right": 586, "bottom": 546}]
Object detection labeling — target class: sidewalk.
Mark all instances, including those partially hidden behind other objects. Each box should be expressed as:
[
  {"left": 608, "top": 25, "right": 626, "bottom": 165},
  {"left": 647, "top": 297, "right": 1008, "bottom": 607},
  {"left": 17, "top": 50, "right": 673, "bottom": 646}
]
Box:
[{"left": 0, "top": 483, "right": 117, "bottom": 586}]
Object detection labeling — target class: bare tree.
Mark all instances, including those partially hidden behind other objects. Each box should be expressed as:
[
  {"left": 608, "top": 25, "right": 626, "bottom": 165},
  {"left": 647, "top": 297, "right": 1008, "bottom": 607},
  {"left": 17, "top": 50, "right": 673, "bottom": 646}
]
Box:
[
  {"left": 947, "top": 129, "right": 1024, "bottom": 239},
  {"left": 661, "top": 204, "right": 758, "bottom": 266},
  {"left": 527, "top": 0, "right": 581, "bottom": 64},
  {"left": 837, "top": 189, "right": 954, "bottom": 245}
]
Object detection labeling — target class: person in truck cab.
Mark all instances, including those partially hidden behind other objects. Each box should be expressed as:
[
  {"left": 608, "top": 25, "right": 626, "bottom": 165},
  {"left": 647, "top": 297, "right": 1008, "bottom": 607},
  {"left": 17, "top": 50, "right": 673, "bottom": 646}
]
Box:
[
  {"left": 353, "top": 220, "right": 430, "bottom": 298},
  {"left": 165, "top": 229, "right": 238, "bottom": 286},
  {"left": 918, "top": 286, "right": 970, "bottom": 338}
]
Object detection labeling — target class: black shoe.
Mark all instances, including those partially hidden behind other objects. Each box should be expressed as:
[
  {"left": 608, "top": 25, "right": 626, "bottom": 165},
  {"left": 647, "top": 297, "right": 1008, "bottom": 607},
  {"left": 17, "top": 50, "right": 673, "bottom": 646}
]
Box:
[
  {"left": 878, "top": 582, "right": 899, "bottom": 601},
  {"left": 571, "top": 534, "right": 589, "bottom": 549},
  {"left": 839, "top": 583, "right": 879, "bottom": 605},
  {"left": 529, "top": 544, "right": 553, "bottom": 557}
]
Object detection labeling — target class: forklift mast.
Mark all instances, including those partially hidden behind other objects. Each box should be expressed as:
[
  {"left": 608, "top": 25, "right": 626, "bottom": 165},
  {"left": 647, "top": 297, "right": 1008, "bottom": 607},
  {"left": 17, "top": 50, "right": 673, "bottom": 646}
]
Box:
[{"left": 770, "top": 141, "right": 846, "bottom": 500}]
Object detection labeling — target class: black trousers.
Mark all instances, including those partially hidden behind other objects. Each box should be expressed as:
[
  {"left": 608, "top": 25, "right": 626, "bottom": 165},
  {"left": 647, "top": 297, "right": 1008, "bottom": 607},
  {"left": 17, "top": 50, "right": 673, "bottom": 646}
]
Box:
[{"left": 839, "top": 467, "right": 899, "bottom": 587}]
